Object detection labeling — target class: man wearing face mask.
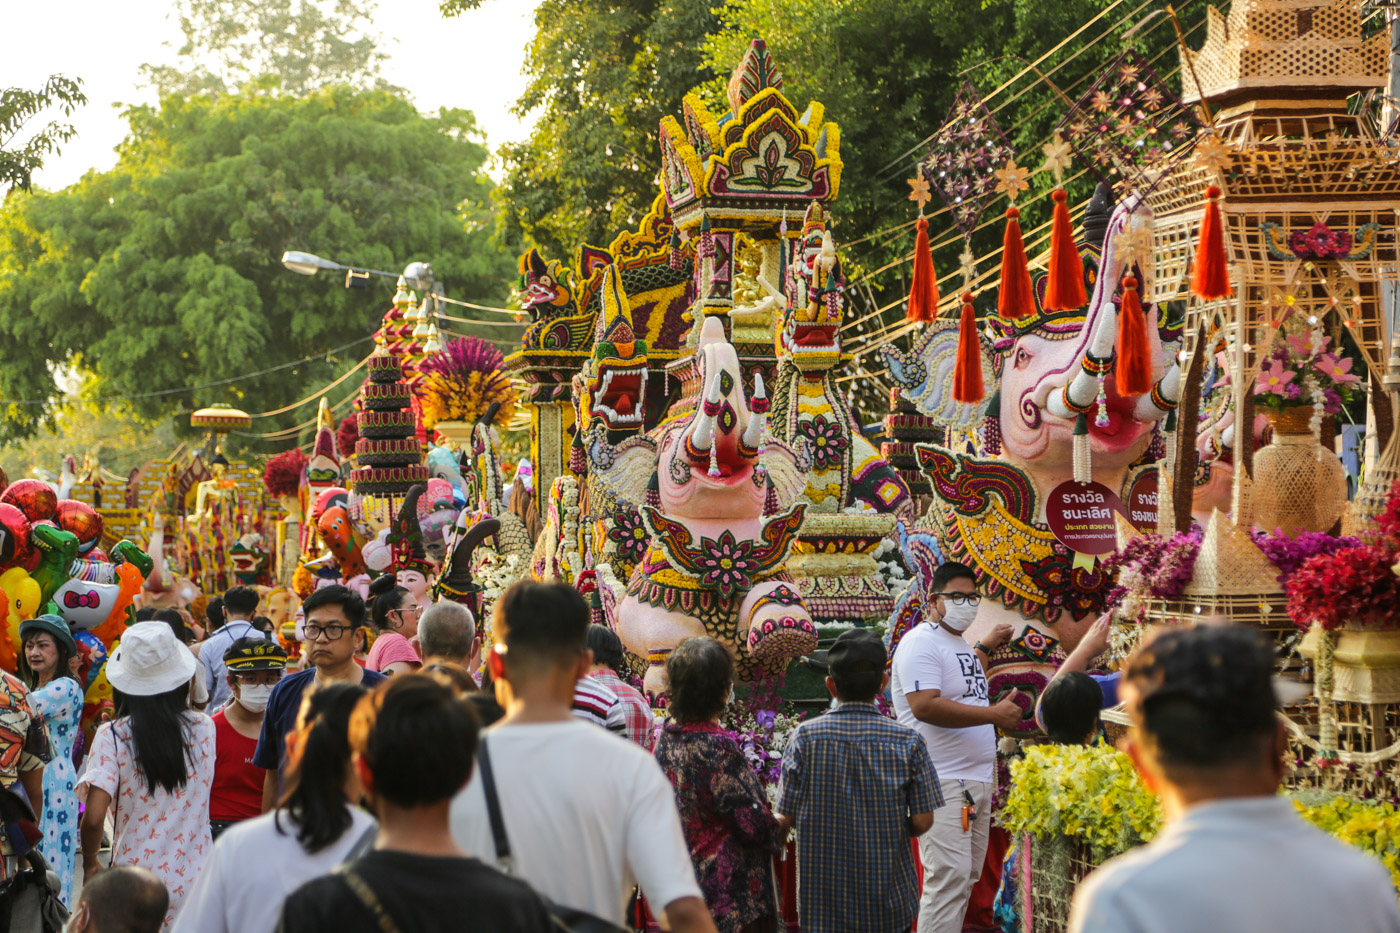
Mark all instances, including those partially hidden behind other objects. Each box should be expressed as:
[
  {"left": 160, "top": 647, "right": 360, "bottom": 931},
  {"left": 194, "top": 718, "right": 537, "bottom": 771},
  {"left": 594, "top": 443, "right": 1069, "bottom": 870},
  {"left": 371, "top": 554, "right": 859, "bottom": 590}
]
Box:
[
  {"left": 209, "top": 638, "right": 287, "bottom": 840},
  {"left": 890, "top": 561, "right": 1021, "bottom": 933}
]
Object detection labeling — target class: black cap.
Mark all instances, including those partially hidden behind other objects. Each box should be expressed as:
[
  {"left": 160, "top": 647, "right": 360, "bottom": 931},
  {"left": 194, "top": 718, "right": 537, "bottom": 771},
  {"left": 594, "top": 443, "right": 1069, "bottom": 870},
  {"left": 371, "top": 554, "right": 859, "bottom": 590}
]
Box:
[
  {"left": 224, "top": 638, "right": 288, "bottom": 672},
  {"left": 826, "top": 628, "right": 887, "bottom": 680}
]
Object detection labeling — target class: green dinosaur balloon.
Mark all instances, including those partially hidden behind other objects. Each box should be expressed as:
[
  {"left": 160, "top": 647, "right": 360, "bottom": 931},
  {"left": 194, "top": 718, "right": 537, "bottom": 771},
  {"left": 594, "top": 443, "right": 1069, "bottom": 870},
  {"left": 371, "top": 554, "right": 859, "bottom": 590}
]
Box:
[
  {"left": 30, "top": 524, "right": 80, "bottom": 604},
  {"left": 111, "top": 540, "right": 154, "bottom": 579}
]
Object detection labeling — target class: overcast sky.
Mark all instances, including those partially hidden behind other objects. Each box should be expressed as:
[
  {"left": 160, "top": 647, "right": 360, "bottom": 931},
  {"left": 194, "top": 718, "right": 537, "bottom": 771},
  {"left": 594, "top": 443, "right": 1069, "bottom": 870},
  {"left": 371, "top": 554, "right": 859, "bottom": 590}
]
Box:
[{"left": 8, "top": 0, "right": 540, "bottom": 191}]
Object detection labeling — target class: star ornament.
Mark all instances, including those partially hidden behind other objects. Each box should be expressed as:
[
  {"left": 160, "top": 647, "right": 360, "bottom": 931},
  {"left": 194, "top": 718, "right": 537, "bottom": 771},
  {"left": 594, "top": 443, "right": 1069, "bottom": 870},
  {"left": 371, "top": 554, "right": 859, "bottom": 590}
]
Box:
[
  {"left": 1040, "top": 133, "right": 1073, "bottom": 184},
  {"left": 907, "top": 175, "right": 932, "bottom": 212},
  {"left": 1112, "top": 226, "right": 1154, "bottom": 266},
  {"left": 993, "top": 158, "right": 1031, "bottom": 201},
  {"left": 959, "top": 246, "right": 978, "bottom": 286},
  {"left": 1193, "top": 134, "right": 1233, "bottom": 174}
]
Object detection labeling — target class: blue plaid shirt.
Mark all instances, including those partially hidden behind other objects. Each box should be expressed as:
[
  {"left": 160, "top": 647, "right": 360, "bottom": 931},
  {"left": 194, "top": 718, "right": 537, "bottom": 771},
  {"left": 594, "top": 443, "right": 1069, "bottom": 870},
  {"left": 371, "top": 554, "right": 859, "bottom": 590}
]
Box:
[{"left": 776, "top": 702, "right": 942, "bottom": 933}]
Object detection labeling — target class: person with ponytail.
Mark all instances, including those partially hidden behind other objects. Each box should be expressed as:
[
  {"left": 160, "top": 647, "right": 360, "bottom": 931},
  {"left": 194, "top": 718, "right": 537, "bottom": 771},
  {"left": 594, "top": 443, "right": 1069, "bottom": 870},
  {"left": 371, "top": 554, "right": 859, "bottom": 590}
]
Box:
[
  {"left": 364, "top": 575, "right": 422, "bottom": 676},
  {"left": 78, "top": 621, "right": 216, "bottom": 928},
  {"left": 173, "top": 682, "right": 374, "bottom": 933}
]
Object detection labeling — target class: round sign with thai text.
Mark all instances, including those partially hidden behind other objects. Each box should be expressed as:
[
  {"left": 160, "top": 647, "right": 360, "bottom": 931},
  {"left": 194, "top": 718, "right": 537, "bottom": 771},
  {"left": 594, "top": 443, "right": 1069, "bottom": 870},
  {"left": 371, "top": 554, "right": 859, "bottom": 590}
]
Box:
[
  {"left": 1126, "top": 471, "right": 1159, "bottom": 532},
  {"left": 1045, "top": 480, "right": 1125, "bottom": 555}
]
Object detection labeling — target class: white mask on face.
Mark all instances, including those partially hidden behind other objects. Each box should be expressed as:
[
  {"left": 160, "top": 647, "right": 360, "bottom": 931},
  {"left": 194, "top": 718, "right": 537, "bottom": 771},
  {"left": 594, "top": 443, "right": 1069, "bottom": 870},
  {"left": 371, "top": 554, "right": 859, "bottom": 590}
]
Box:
[
  {"left": 237, "top": 684, "right": 274, "bottom": 714},
  {"left": 940, "top": 599, "right": 979, "bottom": 633}
]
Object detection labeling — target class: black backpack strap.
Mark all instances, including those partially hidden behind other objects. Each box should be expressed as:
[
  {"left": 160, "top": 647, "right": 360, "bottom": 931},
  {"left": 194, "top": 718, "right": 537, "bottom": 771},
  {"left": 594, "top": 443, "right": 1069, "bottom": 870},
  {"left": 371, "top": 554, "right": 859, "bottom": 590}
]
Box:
[
  {"left": 476, "top": 738, "right": 514, "bottom": 874},
  {"left": 335, "top": 867, "right": 400, "bottom": 933}
]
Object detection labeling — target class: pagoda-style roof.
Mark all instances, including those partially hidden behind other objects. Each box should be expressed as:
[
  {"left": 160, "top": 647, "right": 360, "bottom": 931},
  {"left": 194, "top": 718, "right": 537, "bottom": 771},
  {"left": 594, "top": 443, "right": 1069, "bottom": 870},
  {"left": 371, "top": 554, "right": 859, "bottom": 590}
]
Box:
[{"left": 659, "top": 39, "right": 842, "bottom": 232}]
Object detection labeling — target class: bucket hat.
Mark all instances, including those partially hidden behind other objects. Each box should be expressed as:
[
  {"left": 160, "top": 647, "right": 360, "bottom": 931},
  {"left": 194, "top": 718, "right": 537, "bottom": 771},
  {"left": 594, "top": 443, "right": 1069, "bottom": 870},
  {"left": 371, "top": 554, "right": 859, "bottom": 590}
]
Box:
[
  {"left": 18, "top": 614, "right": 77, "bottom": 658},
  {"left": 106, "top": 620, "right": 198, "bottom": 696}
]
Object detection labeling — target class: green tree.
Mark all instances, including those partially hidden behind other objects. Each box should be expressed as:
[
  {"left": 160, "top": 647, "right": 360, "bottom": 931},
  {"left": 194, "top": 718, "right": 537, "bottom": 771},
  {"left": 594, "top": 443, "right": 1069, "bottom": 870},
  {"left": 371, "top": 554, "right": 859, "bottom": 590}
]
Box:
[
  {"left": 0, "top": 87, "right": 512, "bottom": 450},
  {"left": 1, "top": 76, "right": 87, "bottom": 193},
  {"left": 474, "top": 1, "right": 720, "bottom": 259},
  {"left": 141, "top": 0, "right": 392, "bottom": 97}
]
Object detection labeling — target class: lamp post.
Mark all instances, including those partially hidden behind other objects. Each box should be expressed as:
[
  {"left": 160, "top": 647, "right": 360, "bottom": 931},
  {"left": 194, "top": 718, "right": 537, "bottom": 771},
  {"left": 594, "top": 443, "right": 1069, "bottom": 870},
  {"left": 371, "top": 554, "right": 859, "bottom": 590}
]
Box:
[{"left": 280, "top": 251, "right": 445, "bottom": 349}]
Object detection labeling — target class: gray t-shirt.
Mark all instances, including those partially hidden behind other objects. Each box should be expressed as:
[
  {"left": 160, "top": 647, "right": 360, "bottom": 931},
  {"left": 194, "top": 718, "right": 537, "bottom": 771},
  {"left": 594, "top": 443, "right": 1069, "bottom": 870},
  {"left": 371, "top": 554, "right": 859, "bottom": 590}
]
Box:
[{"left": 199, "top": 620, "right": 271, "bottom": 710}]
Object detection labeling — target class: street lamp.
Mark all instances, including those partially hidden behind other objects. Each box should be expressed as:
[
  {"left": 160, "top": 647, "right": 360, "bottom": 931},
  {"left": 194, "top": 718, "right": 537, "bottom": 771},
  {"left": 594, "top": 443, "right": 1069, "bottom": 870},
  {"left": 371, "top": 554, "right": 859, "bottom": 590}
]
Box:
[{"left": 280, "top": 250, "right": 398, "bottom": 280}]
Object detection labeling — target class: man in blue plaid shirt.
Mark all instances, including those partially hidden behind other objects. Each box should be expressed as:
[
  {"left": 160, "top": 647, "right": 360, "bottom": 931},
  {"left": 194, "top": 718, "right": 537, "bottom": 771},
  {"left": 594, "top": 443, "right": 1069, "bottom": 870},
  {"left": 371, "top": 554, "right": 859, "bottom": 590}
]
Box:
[{"left": 776, "top": 628, "right": 941, "bottom": 933}]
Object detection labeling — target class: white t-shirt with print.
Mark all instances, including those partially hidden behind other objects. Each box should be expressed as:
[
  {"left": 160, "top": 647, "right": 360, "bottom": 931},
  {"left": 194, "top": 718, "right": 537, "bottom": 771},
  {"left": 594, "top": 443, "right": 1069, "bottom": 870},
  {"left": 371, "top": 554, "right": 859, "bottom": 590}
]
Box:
[
  {"left": 450, "top": 719, "right": 701, "bottom": 925},
  {"left": 890, "top": 621, "right": 995, "bottom": 782}
]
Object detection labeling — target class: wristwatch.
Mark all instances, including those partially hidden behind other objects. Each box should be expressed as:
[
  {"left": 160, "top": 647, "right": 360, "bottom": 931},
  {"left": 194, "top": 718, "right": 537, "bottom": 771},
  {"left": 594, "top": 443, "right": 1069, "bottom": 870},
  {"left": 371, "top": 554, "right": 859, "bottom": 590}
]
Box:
[{"left": 973, "top": 640, "right": 991, "bottom": 655}]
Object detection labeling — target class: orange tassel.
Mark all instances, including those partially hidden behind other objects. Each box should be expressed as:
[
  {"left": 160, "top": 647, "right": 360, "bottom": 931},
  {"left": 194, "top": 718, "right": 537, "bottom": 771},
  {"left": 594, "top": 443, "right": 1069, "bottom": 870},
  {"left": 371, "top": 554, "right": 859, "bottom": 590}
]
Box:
[
  {"left": 1044, "top": 189, "right": 1087, "bottom": 311},
  {"left": 1191, "top": 185, "right": 1232, "bottom": 301},
  {"left": 998, "top": 207, "right": 1035, "bottom": 320},
  {"left": 905, "top": 218, "right": 940, "bottom": 323},
  {"left": 1116, "top": 275, "right": 1153, "bottom": 396},
  {"left": 953, "top": 292, "right": 984, "bottom": 404}
]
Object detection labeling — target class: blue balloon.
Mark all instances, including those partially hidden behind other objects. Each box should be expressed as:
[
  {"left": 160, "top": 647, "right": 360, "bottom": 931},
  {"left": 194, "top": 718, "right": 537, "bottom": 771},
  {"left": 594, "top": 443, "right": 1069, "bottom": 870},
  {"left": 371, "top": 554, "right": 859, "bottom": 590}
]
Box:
[{"left": 72, "top": 629, "right": 107, "bottom": 689}]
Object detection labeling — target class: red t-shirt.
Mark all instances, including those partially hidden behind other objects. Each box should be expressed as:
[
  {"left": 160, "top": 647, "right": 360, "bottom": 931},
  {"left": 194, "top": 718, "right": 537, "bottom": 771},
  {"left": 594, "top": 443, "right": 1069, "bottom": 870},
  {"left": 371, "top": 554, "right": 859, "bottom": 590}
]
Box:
[{"left": 209, "top": 709, "right": 266, "bottom": 822}]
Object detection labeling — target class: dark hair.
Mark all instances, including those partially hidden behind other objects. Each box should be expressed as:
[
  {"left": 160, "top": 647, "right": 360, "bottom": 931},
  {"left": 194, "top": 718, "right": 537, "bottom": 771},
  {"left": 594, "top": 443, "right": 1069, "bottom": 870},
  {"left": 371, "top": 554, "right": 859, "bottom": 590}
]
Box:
[
  {"left": 223, "top": 585, "right": 260, "bottom": 617},
  {"left": 493, "top": 581, "right": 588, "bottom": 668},
  {"left": 1040, "top": 672, "right": 1103, "bottom": 744},
  {"left": 367, "top": 575, "right": 410, "bottom": 632},
  {"left": 828, "top": 629, "right": 888, "bottom": 703},
  {"left": 82, "top": 865, "right": 169, "bottom": 933},
  {"left": 152, "top": 608, "right": 191, "bottom": 644},
  {"left": 931, "top": 561, "right": 977, "bottom": 594},
  {"left": 422, "top": 660, "right": 479, "bottom": 695},
  {"left": 666, "top": 637, "right": 733, "bottom": 724},
  {"left": 205, "top": 597, "right": 226, "bottom": 630},
  {"left": 112, "top": 685, "right": 196, "bottom": 795},
  {"left": 419, "top": 602, "right": 476, "bottom": 660},
  {"left": 134, "top": 607, "right": 157, "bottom": 622},
  {"left": 251, "top": 615, "right": 275, "bottom": 636},
  {"left": 17, "top": 627, "right": 77, "bottom": 690},
  {"left": 1123, "top": 626, "right": 1279, "bottom": 769},
  {"left": 276, "top": 682, "right": 367, "bottom": 854},
  {"left": 585, "top": 624, "right": 625, "bottom": 672},
  {"left": 466, "top": 690, "right": 505, "bottom": 727},
  {"left": 302, "top": 585, "right": 367, "bottom": 628},
  {"left": 351, "top": 675, "right": 479, "bottom": 808}
]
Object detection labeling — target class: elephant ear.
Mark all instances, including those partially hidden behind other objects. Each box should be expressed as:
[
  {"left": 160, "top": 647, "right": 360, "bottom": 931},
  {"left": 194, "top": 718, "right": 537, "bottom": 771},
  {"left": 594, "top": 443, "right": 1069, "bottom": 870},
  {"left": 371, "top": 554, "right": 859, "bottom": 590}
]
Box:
[
  {"left": 758, "top": 438, "right": 808, "bottom": 504},
  {"left": 881, "top": 319, "right": 993, "bottom": 428},
  {"left": 585, "top": 428, "right": 657, "bottom": 505}
]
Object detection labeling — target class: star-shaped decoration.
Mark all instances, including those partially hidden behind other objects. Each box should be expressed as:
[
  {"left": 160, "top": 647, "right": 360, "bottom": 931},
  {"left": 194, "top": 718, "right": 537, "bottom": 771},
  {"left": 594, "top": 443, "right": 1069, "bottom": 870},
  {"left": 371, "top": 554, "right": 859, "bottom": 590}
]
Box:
[
  {"left": 1040, "top": 133, "right": 1073, "bottom": 184},
  {"left": 907, "top": 175, "right": 932, "bottom": 212},
  {"left": 959, "top": 246, "right": 978, "bottom": 286},
  {"left": 1192, "top": 134, "right": 1233, "bottom": 174},
  {"left": 1112, "top": 227, "right": 1154, "bottom": 266},
  {"left": 993, "top": 158, "right": 1030, "bottom": 201}
]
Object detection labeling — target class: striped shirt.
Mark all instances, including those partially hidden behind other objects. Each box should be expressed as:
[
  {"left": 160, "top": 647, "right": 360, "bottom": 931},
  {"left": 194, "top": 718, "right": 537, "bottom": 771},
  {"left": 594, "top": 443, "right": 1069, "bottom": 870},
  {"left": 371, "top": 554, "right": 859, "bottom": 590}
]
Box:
[
  {"left": 571, "top": 677, "right": 627, "bottom": 736},
  {"left": 587, "top": 670, "right": 656, "bottom": 750}
]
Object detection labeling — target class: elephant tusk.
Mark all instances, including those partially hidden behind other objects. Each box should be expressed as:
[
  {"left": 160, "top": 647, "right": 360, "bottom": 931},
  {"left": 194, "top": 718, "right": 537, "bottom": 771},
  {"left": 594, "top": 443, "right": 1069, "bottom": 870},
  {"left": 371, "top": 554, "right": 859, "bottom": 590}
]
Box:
[
  {"left": 690, "top": 372, "right": 723, "bottom": 452},
  {"left": 1132, "top": 365, "right": 1181, "bottom": 422},
  {"left": 742, "top": 382, "right": 767, "bottom": 451}
]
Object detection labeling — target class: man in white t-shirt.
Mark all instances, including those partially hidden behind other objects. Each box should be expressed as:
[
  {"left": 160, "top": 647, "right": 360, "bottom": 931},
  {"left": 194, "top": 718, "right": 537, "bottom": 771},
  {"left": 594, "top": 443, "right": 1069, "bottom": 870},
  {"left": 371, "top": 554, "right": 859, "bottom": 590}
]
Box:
[
  {"left": 1070, "top": 626, "right": 1400, "bottom": 933},
  {"left": 891, "top": 561, "right": 1022, "bottom": 933},
  {"left": 450, "top": 581, "right": 716, "bottom": 933}
]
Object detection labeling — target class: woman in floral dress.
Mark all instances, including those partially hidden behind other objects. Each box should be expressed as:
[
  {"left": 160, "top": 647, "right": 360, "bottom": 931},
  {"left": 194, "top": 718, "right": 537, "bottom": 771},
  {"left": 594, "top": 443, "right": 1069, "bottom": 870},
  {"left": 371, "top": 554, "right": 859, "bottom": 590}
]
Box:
[
  {"left": 18, "top": 614, "right": 85, "bottom": 908},
  {"left": 78, "top": 621, "right": 216, "bottom": 929},
  {"left": 655, "top": 637, "right": 784, "bottom": 933}
]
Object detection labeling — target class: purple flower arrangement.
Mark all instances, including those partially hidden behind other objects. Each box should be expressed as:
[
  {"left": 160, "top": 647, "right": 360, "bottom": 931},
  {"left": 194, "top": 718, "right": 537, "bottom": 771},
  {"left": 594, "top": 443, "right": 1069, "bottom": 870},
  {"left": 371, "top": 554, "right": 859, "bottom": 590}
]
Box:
[
  {"left": 1253, "top": 530, "right": 1363, "bottom": 583},
  {"left": 721, "top": 675, "right": 804, "bottom": 790},
  {"left": 1253, "top": 333, "right": 1360, "bottom": 415}
]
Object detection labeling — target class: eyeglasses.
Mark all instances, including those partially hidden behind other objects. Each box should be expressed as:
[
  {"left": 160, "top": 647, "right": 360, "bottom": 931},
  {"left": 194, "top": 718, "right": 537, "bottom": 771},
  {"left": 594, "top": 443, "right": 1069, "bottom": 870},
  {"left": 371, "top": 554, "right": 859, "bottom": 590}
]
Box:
[
  {"left": 304, "top": 623, "right": 355, "bottom": 641},
  {"left": 932, "top": 593, "right": 982, "bottom": 607}
]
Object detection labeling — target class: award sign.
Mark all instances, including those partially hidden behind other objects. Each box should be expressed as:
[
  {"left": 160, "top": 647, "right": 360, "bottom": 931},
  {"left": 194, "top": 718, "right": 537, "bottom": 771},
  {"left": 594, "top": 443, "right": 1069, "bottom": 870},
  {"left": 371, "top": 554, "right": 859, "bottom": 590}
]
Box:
[
  {"left": 1125, "top": 471, "right": 1159, "bottom": 532},
  {"left": 1045, "top": 480, "right": 1124, "bottom": 556}
]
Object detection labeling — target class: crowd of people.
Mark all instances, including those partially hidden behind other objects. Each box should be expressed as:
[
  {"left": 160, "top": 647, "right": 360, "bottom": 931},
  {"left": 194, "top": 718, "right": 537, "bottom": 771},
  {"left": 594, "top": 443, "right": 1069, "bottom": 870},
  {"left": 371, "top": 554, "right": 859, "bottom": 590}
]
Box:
[{"left": 1, "top": 567, "right": 1398, "bottom": 933}]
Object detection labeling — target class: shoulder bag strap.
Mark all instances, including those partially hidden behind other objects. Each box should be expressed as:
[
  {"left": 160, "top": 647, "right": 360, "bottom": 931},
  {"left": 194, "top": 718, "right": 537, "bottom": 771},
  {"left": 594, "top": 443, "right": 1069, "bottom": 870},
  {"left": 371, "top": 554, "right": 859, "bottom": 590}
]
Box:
[
  {"left": 476, "top": 738, "right": 514, "bottom": 875},
  {"left": 343, "top": 822, "right": 378, "bottom": 863},
  {"left": 335, "top": 867, "right": 401, "bottom": 933}
]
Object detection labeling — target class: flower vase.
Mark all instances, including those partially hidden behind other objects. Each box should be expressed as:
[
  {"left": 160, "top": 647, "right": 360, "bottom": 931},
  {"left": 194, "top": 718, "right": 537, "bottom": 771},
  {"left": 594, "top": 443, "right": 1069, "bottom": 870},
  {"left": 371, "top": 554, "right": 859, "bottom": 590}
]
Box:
[
  {"left": 1250, "top": 406, "right": 1346, "bottom": 535},
  {"left": 432, "top": 420, "right": 474, "bottom": 447},
  {"left": 1300, "top": 623, "right": 1400, "bottom": 705}
]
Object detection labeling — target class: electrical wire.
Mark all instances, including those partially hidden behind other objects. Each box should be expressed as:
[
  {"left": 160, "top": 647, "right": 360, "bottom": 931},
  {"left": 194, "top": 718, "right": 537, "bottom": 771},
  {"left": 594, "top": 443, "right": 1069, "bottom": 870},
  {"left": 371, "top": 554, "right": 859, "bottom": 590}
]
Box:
[
  {"left": 433, "top": 310, "right": 529, "bottom": 327},
  {"left": 246, "top": 354, "right": 372, "bottom": 418}
]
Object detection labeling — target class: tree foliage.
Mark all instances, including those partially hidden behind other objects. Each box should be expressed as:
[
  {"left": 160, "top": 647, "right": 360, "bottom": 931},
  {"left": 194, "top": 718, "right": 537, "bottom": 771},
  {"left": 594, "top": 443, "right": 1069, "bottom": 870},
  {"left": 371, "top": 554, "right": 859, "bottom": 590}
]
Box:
[
  {"left": 0, "top": 88, "right": 511, "bottom": 449},
  {"left": 489, "top": 1, "right": 720, "bottom": 259},
  {"left": 1, "top": 76, "right": 88, "bottom": 193},
  {"left": 141, "top": 0, "right": 393, "bottom": 98}
]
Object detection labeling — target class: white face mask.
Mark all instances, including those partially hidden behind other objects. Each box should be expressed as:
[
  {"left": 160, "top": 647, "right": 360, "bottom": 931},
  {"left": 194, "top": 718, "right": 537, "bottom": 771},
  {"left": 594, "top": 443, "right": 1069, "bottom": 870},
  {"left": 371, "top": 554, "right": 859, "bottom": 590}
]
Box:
[
  {"left": 237, "top": 684, "right": 274, "bottom": 714},
  {"left": 940, "top": 599, "right": 979, "bottom": 633}
]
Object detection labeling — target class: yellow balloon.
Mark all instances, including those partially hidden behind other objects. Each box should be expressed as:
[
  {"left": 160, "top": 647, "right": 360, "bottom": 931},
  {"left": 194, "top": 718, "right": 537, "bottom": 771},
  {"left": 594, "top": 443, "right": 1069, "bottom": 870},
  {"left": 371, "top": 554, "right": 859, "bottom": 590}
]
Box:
[{"left": 0, "top": 568, "right": 42, "bottom": 673}]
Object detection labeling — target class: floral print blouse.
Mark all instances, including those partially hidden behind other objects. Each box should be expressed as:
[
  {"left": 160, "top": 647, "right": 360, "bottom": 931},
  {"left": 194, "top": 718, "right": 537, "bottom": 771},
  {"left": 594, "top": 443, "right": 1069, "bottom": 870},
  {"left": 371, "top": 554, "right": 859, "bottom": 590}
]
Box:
[{"left": 654, "top": 721, "right": 784, "bottom": 933}]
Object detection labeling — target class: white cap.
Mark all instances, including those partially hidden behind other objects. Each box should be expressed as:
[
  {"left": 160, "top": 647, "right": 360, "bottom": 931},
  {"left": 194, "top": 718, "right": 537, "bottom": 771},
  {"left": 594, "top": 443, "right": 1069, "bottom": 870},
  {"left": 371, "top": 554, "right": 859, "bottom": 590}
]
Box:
[{"left": 106, "top": 621, "right": 198, "bottom": 697}]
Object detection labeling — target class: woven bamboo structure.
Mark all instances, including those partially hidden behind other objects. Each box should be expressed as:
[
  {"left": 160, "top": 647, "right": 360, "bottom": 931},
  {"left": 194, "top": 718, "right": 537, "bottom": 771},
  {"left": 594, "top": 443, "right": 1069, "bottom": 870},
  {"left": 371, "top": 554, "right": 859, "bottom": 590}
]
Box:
[{"left": 1146, "top": 0, "right": 1399, "bottom": 540}]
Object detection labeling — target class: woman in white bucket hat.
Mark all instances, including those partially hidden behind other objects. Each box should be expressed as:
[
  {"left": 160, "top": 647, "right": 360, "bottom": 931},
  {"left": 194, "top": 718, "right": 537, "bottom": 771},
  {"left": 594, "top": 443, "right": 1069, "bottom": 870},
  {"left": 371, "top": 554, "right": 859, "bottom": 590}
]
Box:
[{"left": 76, "top": 621, "right": 217, "bottom": 929}]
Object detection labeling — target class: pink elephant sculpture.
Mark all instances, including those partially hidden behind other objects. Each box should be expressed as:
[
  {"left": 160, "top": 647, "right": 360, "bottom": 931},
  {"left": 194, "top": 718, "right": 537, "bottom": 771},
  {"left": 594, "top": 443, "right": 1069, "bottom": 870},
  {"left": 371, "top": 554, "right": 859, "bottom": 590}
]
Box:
[
  {"left": 589, "top": 317, "right": 817, "bottom": 697},
  {"left": 883, "top": 190, "right": 1183, "bottom": 658}
]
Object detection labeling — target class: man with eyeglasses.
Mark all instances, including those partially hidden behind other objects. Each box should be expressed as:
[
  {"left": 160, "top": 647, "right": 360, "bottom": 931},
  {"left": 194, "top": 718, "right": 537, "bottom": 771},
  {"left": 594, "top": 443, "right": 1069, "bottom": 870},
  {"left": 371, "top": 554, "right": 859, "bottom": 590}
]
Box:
[
  {"left": 890, "top": 561, "right": 1022, "bottom": 933},
  {"left": 210, "top": 637, "right": 287, "bottom": 839},
  {"left": 253, "top": 585, "right": 387, "bottom": 813}
]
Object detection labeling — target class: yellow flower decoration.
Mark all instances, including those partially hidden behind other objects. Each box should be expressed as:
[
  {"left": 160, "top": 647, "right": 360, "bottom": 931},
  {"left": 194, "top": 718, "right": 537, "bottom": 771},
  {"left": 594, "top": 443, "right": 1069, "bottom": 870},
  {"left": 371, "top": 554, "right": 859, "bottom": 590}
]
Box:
[{"left": 994, "top": 158, "right": 1031, "bottom": 202}]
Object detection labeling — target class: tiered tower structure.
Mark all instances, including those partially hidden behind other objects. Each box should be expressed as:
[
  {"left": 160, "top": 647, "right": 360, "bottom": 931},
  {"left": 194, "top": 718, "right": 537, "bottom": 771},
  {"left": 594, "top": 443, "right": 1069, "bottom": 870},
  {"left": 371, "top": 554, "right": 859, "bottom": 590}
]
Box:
[{"left": 350, "top": 352, "right": 427, "bottom": 496}]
